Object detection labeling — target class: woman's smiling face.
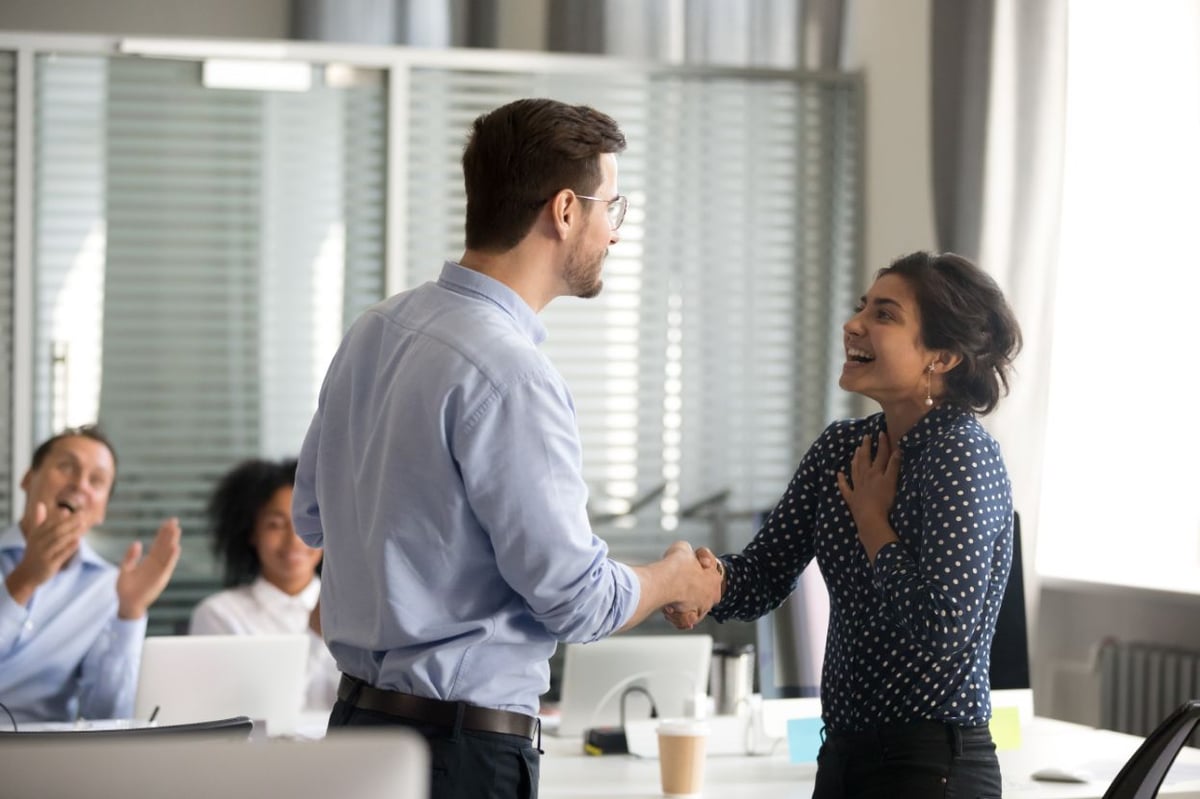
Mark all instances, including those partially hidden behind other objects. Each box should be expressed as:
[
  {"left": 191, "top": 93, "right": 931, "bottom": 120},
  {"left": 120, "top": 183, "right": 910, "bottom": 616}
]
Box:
[{"left": 839, "top": 273, "right": 937, "bottom": 410}]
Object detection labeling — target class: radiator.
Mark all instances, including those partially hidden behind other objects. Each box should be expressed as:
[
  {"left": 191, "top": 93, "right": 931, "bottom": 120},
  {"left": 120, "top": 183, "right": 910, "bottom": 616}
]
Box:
[{"left": 1098, "top": 640, "right": 1200, "bottom": 748}]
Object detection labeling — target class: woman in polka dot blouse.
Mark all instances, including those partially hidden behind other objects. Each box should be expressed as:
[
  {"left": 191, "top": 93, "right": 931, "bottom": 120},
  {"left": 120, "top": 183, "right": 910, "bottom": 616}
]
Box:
[{"left": 669, "top": 251, "right": 1022, "bottom": 799}]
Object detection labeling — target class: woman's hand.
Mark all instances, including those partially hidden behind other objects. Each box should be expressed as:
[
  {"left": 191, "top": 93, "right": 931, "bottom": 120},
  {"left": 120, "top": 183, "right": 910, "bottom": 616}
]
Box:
[
  {"left": 836, "top": 432, "right": 901, "bottom": 564},
  {"left": 661, "top": 547, "right": 724, "bottom": 630}
]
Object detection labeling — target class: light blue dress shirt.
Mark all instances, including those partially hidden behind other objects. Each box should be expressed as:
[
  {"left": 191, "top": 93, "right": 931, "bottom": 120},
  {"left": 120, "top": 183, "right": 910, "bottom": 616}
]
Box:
[
  {"left": 295, "top": 261, "right": 639, "bottom": 717},
  {"left": 0, "top": 523, "right": 145, "bottom": 722}
]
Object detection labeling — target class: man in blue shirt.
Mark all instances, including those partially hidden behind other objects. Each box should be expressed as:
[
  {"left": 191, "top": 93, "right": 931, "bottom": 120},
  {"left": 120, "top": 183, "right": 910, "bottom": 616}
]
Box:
[
  {"left": 295, "top": 98, "right": 722, "bottom": 798},
  {"left": 0, "top": 426, "right": 182, "bottom": 723}
]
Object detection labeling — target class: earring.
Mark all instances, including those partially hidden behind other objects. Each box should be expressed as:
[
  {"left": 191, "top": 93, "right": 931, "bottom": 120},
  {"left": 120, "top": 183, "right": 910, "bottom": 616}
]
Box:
[{"left": 925, "top": 363, "right": 935, "bottom": 407}]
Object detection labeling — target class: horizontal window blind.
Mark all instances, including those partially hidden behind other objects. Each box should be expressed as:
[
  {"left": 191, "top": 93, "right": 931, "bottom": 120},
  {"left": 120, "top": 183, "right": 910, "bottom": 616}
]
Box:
[
  {"left": 33, "top": 55, "right": 387, "bottom": 633},
  {"left": 0, "top": 52, "right": 12, "bottom": 523},
  {"left": 404, "top": 65, "right": 860, "bottom": 564},
  {"left": 14, "top": 43, "right": 857, "bottom": 630}
]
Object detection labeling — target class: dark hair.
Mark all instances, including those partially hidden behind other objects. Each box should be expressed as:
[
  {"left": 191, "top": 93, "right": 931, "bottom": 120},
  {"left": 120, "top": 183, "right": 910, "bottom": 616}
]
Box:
[
  {"left": 30, "top": 424, "right": 119, "bottom": 496},
  {"left": 462, "top": 98, "right": 627, "bottom": 252},
  {"left": 208, "top": 458, "right": 298, "bottom": 587},
  {"left": 878, "top": 251, "right": 1022, "bottom": 415}
]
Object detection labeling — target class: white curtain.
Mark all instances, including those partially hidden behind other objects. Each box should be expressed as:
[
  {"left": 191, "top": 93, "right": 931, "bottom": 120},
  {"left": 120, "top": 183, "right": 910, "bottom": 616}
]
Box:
[
  {"left": 976, "top": 0, "right": 1067, "bottom": 641},
  {"left": 930, "top": 0, "right": 1067, "bottom": 705}
]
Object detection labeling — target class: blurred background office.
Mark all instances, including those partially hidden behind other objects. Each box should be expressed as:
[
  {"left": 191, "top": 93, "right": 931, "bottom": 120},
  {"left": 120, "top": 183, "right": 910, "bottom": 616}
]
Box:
[{"left": 0, "top": 0, "right": 1197, "bottom": 742}]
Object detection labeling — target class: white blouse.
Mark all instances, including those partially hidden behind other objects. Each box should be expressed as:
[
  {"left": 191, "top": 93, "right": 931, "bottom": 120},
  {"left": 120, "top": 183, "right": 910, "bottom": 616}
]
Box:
[{"left": 189, "top": 576, "right": 339, "bottom": 713}]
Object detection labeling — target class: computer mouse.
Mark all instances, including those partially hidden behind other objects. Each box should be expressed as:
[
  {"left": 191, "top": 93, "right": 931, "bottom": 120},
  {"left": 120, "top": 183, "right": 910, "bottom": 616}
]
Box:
[{"left": 1031, "top": 767, "right": 1089, "bottom": 783}]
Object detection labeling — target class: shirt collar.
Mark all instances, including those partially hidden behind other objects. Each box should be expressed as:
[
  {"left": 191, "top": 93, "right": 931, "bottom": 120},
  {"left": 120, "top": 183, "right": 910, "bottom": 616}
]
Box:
[
  {"left": 0, "top": 522, "right": 108, "bottom": 569},
  {"left": 249, "top": 575, "right": 321, "bottom": 610},
  {"left": 893, "top": 404, "right": 972, "bottom": 452},
  {"left": 437, "top": 260, "right": 547, "bottom": 346}
]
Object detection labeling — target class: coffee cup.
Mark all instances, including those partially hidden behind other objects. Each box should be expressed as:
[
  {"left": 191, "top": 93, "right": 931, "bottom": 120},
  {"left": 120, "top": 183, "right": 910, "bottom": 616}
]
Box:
[{"left": 656, "top": 719, "right": 709, "bottom": 797}]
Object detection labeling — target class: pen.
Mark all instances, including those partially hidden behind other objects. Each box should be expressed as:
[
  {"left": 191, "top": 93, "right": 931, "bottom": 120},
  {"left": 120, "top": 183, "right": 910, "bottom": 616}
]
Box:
[{"left": 148, "top": 705, "right": 159, "bottom": 723}]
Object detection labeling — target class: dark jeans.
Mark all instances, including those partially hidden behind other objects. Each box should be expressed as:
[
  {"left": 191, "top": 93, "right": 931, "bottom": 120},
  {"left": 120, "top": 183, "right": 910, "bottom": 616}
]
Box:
[
  {"left": 328, "top": 698, "right": 540, "bottom": 799},
  {"left": 812, "top": 720, "right": 1002, "bottom": 799}
]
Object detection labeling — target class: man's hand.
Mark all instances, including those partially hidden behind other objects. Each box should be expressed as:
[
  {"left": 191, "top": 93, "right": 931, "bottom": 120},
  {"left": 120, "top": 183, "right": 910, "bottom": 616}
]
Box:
[
  {"left": 658, "top": 542, "right": 723, "bottom": 631},
  {"left": 662, "top": 546, "right": 724, "bottom": 630},
  {"left": 5, "top": 502, "right": 90, "bottom": 606},
  {"left": 116, "top": 517, "right": 182, "bottom": 620},
  {"left": 618, "top": 540, "right": 724, "bottom": 633}
]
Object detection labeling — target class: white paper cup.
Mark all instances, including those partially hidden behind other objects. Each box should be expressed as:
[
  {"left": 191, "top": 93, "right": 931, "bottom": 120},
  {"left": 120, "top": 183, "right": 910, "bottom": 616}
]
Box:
[{"left": 657, "top": 719, "right": 709, "bottom": 798}]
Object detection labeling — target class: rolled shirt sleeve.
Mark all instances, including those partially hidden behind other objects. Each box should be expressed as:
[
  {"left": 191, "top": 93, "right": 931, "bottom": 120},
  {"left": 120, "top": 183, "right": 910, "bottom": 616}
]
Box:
[{"left": 456, "top": 371, "right": 639, "bottom": 641}]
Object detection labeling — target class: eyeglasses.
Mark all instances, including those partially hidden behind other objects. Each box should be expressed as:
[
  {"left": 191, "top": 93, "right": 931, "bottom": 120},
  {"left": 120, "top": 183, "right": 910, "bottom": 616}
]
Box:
[{"left": 574, "top": 193, "right": 628, "bottom": 230}]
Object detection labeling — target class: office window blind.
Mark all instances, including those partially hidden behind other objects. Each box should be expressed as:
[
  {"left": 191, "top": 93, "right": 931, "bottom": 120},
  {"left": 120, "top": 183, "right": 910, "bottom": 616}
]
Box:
[
  {"left": 32, "top": 55, "right": 387, "bottom": 631},
  {"left": 14, "top": 43, "right": 856, "bottom": 627},
  {"left": 405, "top": 66, "right": 860, "bottom": 563},
  {"left": 0, "top": 52, "right": 13, "bottom": 522}
]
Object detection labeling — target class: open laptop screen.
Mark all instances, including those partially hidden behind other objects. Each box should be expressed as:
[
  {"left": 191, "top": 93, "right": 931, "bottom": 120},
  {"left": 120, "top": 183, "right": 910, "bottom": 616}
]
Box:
[
  {"left": 555, "top": 634, "right": 713, "bottom": 737},
  {"left": 134, "top": 634, "right": 308, "bottom": 734}
]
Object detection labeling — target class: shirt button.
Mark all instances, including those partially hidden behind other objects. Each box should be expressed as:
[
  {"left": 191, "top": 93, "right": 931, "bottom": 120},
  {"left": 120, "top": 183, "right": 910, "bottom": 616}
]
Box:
[{"left": 23, "top": 620, "right": 34, "bottom": 630}]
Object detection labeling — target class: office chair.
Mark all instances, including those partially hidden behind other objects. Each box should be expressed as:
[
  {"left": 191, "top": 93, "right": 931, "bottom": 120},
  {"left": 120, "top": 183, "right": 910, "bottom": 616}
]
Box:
[
  {"left": 989, "top": 510, "right": 1030, "bottom": 690},
  {"left": 1103, "top": 699, "right": 1200, "bottom": 799}
]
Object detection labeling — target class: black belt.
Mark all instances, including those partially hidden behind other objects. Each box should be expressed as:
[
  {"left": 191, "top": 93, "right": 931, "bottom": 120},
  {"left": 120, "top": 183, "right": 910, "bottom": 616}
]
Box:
[
  {"left": 824, "top": 719, "right": 992, "bottom": 752},
  {"left": 337, "top": 674, "right": 539, "bottom": 741}
]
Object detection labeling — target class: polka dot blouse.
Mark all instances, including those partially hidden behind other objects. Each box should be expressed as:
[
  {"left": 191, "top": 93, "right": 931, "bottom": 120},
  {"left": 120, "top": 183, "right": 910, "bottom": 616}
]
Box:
[{"left": 710, "top": 405, "right": 1014, "bottom": 733}]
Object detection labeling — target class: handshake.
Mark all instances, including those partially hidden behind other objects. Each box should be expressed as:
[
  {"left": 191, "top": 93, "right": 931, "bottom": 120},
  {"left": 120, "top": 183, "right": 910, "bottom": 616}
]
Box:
[{"left": 659, "top": 541, "right": 725, "bottom": 631}]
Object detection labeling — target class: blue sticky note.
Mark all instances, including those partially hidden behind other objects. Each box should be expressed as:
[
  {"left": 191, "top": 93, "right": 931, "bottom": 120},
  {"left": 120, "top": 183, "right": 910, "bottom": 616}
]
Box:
[{"left": 786, "top": 717, "right": 824, "bottom": 763}]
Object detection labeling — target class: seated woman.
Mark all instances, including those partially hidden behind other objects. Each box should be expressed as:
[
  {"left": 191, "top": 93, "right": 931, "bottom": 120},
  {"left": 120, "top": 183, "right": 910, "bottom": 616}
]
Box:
[{"left": 190, "top": 458, "right": 338, "bottom": 713}]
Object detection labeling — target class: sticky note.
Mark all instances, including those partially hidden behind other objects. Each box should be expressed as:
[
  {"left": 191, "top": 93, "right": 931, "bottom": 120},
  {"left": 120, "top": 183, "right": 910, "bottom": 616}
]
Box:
[
  {"left": 989, "top": 705, "right": 1021, "bottom": 751},
  {"left": 786, "top": 717, "right": 825, "bottom": 763}
]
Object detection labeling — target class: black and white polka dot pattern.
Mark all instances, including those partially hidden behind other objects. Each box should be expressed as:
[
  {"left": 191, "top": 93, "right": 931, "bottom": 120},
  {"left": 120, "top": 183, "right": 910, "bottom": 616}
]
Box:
[{"left": 711, "top": 405, "right": 1013, "bottom": 733}]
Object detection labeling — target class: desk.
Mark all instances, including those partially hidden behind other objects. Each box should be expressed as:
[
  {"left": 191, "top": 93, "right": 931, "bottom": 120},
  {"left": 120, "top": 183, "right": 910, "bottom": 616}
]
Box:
[{"left": 538, "top": 716, "right": 1200, "bottom": 798}]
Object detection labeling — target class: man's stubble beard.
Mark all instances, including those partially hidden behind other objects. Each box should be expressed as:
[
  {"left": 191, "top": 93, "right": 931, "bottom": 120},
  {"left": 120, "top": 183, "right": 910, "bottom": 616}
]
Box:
[{"left": 562, "top": 239, "right": 605, "bottom": 300}]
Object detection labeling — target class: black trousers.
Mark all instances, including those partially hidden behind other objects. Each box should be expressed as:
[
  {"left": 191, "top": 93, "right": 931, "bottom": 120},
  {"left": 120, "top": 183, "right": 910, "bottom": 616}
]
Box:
[
  {"left": 328, "top": 698, "right": 540, "bottom": 799},
  {"left": 811, "top": 720, "right": 1002, "bottom": 799}
]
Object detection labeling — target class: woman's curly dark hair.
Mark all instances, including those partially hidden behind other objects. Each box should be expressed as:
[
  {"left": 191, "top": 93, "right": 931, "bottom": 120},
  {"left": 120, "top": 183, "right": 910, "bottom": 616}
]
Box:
[
  {"left": 209, "top": 458, "right": 298, "bottom": 587},
  {"left": 878, "top": 251, "right": 1022, "bottom": 415}
]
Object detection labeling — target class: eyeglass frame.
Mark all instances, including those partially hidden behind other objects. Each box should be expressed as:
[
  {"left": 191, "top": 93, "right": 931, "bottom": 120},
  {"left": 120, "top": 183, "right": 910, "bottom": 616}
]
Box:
[{"left": 572, "top": 193, "right": 628, "bottom": 230}]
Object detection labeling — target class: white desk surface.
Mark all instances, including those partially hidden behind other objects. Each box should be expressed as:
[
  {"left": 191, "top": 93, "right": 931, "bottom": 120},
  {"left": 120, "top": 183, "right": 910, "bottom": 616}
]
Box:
[{"left": 538, "top": 716, "right": 1200, "bottom": 799}]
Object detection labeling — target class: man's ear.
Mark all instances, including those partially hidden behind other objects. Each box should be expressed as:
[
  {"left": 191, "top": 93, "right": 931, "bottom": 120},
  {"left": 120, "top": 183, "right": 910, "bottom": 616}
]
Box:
[{"left": 548, "top": 189, "right": 579, "bottom": 241}]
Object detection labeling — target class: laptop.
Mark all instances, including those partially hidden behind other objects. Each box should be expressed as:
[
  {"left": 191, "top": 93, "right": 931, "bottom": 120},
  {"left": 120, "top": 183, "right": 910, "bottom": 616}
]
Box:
[
  {"left": 0, "top": 729, "right": 428, "bottom": 799},
  {"left": 134, "top": 634, "right": 309, "bottom": 735},
  {"left": 555, "top": 634, "right": 713, "bottom": 737}
]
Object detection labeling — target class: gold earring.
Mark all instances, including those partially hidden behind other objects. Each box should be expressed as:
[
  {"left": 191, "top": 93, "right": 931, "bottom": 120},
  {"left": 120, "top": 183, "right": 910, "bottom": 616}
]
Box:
[{"left": 925, "top": 363, "right": 935, "bottom": 407}]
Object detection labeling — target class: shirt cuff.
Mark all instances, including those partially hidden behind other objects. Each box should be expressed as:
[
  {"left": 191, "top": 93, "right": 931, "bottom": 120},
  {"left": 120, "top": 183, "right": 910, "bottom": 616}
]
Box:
[
  {"left": 110, "top": 613, "right": 148, "bottom": 648},
  {"left": 870, "top": 540, "right": 909, "bottom": 584},
  {"left": 610, "top": 559, "right": 641, "bottom": 631},
  {"left": 708, "top": 555, "right": 739, "bottom": 622}
]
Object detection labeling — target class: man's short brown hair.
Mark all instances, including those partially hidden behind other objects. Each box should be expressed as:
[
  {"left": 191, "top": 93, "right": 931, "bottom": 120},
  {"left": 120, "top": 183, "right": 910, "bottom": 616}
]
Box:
[{"left": 462, "top": 98, "right": 626, "bottom": 252}]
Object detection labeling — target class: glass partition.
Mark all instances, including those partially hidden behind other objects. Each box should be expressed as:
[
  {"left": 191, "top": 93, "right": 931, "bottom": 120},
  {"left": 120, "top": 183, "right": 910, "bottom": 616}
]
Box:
[{"left": 32, "top": 54, "right": 387, "bottom": 612}]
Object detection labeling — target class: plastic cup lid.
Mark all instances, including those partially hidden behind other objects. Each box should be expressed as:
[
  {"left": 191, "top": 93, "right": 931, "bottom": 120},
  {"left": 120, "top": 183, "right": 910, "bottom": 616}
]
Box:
[{"left": 657, "top": 719, "right": 710, "bottom": 736}]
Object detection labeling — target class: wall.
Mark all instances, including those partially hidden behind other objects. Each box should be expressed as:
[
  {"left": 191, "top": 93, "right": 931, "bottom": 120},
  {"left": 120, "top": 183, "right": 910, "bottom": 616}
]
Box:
[
  {"left": 0, "top": 0, "right": 290, "bottom": 38},
  {"left": 842, "top": 0, "right": 937, "bottom": 280},
  {"left": 1036, "top": 581, "right": 1200, "bottom": 726}
]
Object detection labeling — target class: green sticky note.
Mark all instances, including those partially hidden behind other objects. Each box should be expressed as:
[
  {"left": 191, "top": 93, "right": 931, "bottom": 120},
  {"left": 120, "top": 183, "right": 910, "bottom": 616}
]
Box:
[{"left": 989, "top": 705, "right": 1021, "bottom": 750}]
